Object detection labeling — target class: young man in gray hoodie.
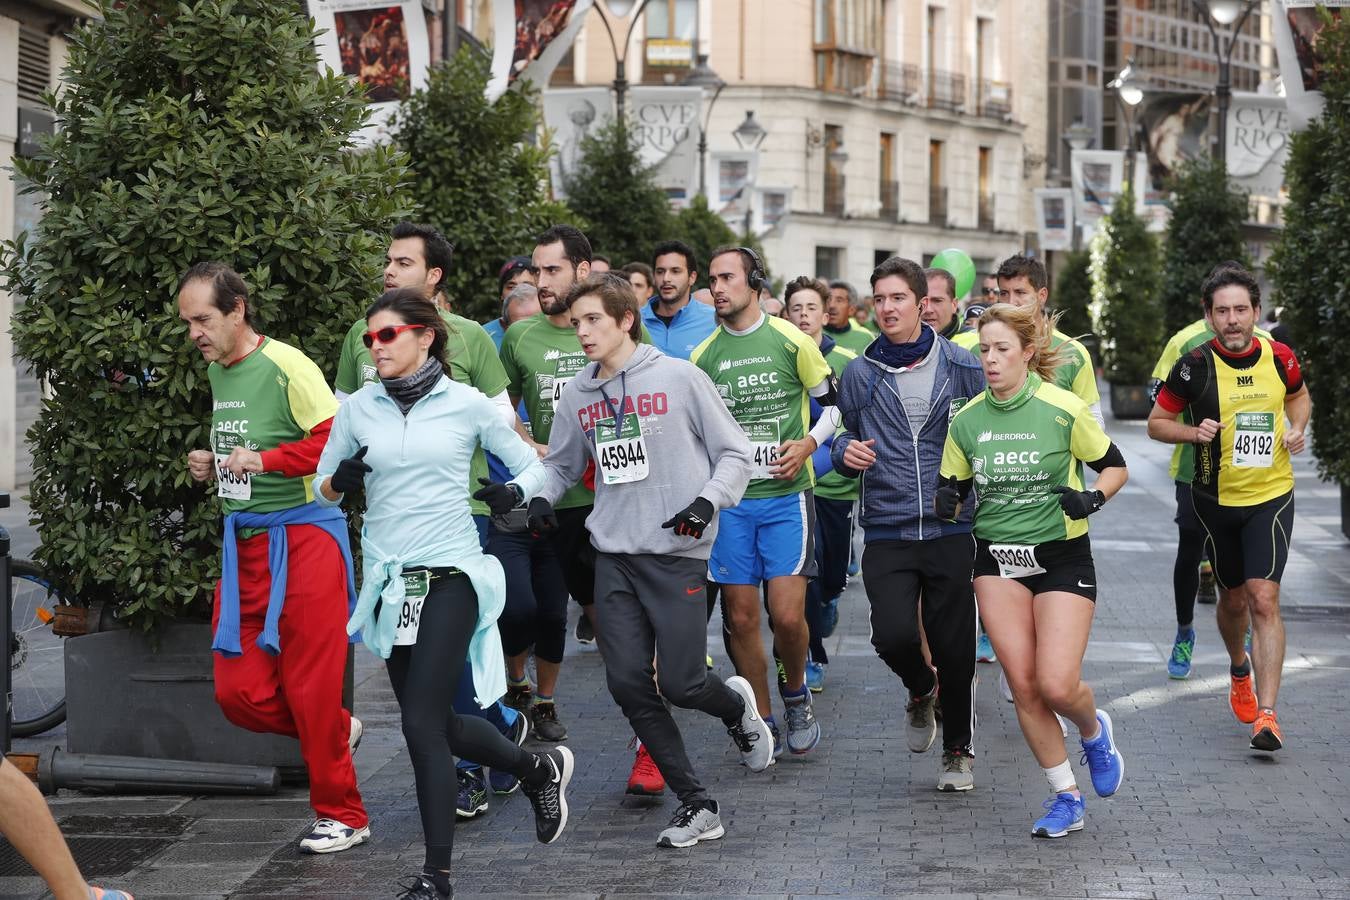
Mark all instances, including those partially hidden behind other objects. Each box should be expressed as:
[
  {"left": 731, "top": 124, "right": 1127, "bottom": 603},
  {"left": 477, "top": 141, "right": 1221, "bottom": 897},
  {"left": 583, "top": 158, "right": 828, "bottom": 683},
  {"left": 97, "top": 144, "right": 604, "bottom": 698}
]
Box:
[{"left": 511, "top": 272, "right": 775, "bottom": 848}]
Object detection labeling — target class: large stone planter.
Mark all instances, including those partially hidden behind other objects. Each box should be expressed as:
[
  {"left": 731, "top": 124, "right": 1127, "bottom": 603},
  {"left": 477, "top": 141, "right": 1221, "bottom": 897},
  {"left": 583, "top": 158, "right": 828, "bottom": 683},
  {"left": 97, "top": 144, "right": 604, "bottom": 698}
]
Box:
[
  {"left": 65, "top": 623, "right": 305, "bottom": 775},
  {"left": 1109, "top": 383, "right": 1153, "bottom": 420}
]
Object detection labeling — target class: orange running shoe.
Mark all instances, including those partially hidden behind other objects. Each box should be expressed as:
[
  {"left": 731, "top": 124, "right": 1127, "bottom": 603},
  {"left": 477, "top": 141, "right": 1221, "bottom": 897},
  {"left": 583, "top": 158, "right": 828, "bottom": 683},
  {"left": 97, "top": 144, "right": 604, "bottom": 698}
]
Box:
[
  {"left": 1229, "top": 669, "right": 1258, "bottom": 724},
  {"left": 626, "top": 742, "right": 665, "bottom": 795},
  {"left": 1251, "top": 708, "right": 1283, "bottom": 751}
]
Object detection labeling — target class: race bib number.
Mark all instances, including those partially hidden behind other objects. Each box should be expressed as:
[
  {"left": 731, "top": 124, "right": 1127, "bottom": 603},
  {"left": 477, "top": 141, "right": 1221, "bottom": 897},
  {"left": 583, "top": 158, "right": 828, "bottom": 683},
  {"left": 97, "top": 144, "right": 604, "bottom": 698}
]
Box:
[
  {"left": 392, "top": 570, "right": 430, "bottom": 646},
  {"left": 542, "top": 355, "right": 588, "bottom": 409},
  {"left": 742, "top": 420, "right": 782, "bottom": 479},
  {"left": 596, "top": 414, "right": 649, "bottom": 485},
  {"left": 988, "top": 543, "right": 1047, "bottom": 579},
  {"left": 1231, "top": 412, "right": 1275, "bottom": 468},
  {"left": 215, "top": 454, "right": 252, "bottom": 501},
  {"left": 551, "top": 376, "right": 573, "bottom": 405}
]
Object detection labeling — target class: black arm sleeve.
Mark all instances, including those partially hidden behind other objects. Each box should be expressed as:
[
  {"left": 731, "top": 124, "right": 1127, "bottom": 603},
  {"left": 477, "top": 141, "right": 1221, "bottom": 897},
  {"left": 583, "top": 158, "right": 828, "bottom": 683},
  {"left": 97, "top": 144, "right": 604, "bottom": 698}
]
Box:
[{"left": 1085, "top": 442, "right": 1126, "bottom": 474}]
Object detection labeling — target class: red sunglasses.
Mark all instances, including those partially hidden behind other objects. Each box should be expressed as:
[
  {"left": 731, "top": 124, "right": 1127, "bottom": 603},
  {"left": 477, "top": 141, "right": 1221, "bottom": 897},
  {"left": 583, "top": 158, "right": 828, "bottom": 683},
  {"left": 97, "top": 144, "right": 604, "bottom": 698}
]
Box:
[{"left": 362, "top": 323, "right": 427, "bottom": 348}]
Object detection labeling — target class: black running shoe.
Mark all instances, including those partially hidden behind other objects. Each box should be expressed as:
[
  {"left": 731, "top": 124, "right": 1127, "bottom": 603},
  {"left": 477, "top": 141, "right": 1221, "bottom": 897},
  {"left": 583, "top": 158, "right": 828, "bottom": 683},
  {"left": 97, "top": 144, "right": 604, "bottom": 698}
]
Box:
[
  {"left": 575, "top": 614, "right": 595, "bottom": 644},
  {"left": 521, "top": 747, "right": 574, "bottom": 844},
  {"left": 396, "top": 874, "right": 450, "bottom": 899},
  {"left": 530, "top": 701, "right": 569, "bottom": 742}
]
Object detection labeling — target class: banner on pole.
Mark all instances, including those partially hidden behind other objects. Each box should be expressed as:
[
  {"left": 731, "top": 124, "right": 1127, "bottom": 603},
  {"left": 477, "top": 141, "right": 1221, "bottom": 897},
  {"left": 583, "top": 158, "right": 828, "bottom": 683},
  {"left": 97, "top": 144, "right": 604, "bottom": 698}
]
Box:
[
  {"left": 1034, "top": 188, "right": 1074, "bottom": 251},
  {"left": 1272, "top": 0, "right": 1350, "bottom": 130},
  {"left": 542, "top": 85, "right": 700, "bottom": 206},
  {"left": 487, "top": 0, "right": 594, "bottom": 103},
  {"left": 311, "top": 0, "right": 430, "bottom": 145},
  {"left": 1070, "top": 150, "right": 1125, "bottom": 228},
  {"left": 1226, "top": 93, "right": 1291, "bottom": 198}
]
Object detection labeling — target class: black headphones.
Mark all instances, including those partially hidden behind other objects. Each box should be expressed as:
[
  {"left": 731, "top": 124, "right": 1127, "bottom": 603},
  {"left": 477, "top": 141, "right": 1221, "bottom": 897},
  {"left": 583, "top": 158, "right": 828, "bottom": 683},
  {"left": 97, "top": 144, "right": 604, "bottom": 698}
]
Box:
[{"left": 737, "top": 246, "right": 767, "bottom": 293}]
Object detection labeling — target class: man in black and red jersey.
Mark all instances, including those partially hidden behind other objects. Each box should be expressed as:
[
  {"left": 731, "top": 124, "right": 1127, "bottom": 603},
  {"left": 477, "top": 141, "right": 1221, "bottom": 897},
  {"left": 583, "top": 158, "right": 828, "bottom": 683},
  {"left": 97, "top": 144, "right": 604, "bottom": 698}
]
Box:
[{"left": 1146, "top": 262, "right": 1310, "bottom": 753}]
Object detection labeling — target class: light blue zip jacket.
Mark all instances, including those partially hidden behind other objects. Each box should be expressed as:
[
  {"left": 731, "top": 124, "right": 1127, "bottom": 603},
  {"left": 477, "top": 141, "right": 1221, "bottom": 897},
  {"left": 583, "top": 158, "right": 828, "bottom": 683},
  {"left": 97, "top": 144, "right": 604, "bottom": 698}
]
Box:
[{"left": 315, "top": 374, "right": 545, "bottom": 708}]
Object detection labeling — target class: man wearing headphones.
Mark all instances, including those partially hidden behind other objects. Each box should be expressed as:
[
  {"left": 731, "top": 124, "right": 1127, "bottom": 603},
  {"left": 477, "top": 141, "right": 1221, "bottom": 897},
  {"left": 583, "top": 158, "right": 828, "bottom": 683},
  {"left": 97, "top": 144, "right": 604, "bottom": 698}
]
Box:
[{"left": 691, "top": 246, "right": 839, "bottom": 757}]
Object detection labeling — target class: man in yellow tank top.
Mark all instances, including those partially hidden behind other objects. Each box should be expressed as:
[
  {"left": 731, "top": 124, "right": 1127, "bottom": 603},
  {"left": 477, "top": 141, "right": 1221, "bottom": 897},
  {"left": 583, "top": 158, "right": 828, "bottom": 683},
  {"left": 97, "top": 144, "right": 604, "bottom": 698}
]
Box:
[{"left": 1147, "top": 262, "right": 1310, "bottom": 754}]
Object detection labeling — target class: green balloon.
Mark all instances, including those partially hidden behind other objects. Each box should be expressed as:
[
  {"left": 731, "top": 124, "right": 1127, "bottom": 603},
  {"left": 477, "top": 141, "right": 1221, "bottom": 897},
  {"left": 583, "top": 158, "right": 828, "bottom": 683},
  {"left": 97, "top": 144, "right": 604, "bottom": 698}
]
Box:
[{"left": 931, "top": 248, "right": 976, "bottom": 301}]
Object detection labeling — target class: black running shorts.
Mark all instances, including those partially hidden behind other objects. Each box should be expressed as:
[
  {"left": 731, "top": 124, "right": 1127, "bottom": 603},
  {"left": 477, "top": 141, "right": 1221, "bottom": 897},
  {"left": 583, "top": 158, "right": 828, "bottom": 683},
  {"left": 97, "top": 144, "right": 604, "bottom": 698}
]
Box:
[
  {"left": 1191, "top": 490, "right": 1294, "bottom": 590},
  {"left": 974, "top": 535, "right": 1098, "bottom": 602}
]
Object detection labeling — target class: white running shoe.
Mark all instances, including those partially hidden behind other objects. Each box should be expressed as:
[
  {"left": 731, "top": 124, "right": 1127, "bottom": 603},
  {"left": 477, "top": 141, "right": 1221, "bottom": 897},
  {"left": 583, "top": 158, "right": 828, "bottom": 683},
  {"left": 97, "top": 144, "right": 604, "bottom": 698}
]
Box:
[
  {"left": 725, "top": 675, "right": 774, "bottom": 772},
  {"left": 299, "top": 818, "right": 370, "bottom": 854}
]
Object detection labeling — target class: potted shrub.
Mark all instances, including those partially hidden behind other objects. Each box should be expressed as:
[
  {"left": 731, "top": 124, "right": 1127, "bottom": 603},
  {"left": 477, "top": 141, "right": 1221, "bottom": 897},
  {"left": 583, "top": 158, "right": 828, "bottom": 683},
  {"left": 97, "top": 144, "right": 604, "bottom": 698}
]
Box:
[
  {"left": 1269, "top": 9, "right": 1350, "bottom": 536},
  {"left": 1159, "top": 155, "right": 1250, "bottom": 338},
  {"left": 1, "top": 0, "right": 409, "bottom": 763},
  {"left": 1090, "top": 183, "right": 1163, "bottom": 419}
]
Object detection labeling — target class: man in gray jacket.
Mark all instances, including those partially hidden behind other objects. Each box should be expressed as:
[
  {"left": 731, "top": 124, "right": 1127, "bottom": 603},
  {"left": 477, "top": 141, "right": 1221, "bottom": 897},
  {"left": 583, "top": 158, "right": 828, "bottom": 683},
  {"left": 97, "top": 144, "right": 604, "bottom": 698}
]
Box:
[{"left": 530, "top": 273, "right": 774, "bottom": 848}]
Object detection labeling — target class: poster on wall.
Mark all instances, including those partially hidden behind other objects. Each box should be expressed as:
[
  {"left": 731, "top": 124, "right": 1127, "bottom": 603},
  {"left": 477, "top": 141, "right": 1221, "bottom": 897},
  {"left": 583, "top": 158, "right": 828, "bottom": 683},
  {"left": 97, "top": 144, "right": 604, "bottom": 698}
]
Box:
[
  {"left": 1273, "top": 0, "right": 1350, "bottom": 130},
  {"left": 541, "top": 86, "right": 700, "bottom": 205},
  {"left": 1132, "top": 154, "right": 1169, "bottom": 233},
  {"left": 311, "top": 0, "right": 430, "bottom": 145},
  {"left": 1226, "top": 93, "right": 1291, "bottom": 198},
  {"left": 1070, "top": 149, "right": 1125, "bottom": 228},
  {"left": 487, "top": 0, "right": 595, "bottom": 102},
  {"left": 1034, "top": 188, "right": 1074, "bottom": 251}
]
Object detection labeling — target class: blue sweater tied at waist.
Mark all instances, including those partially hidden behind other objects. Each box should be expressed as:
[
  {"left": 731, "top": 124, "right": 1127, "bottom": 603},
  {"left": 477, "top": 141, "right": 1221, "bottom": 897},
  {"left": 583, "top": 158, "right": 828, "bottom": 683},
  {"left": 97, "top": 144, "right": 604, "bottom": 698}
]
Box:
[{"left": 213, "top": 502, "right": 357, "bottom": 657}]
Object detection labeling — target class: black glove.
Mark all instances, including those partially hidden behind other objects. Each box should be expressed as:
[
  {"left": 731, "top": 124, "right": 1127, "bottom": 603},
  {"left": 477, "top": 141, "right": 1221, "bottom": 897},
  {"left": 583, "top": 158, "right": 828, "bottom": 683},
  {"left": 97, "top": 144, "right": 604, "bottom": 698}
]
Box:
[
  {"left": 1051, "top": 485, "right": 1106, "bottom": 520},
  {"left": 934, "top": 475, "right": 962, "bottom": 521},
  {"left": 330, "top": 446, "right": 371, "bottom": 494},
  {"left": 527, "top": 496, "right": 558, "bottom": 534},
  {"left": 662, "top": 497, "right": 715, "bottom": 539},
  {"left": 473, "top": 477, "right": 522, "bottom": 516}
]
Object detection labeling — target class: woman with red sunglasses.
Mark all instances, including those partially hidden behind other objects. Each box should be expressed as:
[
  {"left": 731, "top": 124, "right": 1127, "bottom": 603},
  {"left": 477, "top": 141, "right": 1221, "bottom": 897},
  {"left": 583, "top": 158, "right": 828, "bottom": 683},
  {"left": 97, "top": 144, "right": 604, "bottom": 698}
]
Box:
[{"left": 315, "top": 288, "right": 577, "bottom": 900}]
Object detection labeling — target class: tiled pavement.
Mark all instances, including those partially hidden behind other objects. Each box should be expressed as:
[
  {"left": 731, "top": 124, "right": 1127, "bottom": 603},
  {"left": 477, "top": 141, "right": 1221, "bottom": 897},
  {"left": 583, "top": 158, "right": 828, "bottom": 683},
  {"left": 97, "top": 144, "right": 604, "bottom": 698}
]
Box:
[{"left": 4, "top": 404, "right": 1350, "bottom": 899}]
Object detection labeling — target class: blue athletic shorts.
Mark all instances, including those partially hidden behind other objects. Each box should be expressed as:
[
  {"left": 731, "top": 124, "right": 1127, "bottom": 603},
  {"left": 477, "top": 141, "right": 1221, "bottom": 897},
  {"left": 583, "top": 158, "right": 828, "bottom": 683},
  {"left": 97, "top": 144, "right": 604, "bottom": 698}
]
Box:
[{"left": 708, "top": 491, "right": 818, "bottom": 584}]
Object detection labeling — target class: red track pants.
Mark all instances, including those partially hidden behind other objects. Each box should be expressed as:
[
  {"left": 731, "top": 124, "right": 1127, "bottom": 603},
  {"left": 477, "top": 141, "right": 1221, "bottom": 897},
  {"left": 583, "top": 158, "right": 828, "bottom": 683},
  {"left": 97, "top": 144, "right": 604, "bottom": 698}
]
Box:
[{"left": 211, "top": 524, "right": 367, "bottom": 828}]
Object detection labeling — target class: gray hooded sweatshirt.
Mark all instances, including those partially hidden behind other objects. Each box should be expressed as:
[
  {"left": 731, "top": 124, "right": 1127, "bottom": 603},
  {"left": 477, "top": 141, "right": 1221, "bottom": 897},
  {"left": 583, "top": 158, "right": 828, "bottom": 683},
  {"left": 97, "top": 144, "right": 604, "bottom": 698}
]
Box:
[{"left": 540, "top": 343, "right": 752, "bottom": 560}]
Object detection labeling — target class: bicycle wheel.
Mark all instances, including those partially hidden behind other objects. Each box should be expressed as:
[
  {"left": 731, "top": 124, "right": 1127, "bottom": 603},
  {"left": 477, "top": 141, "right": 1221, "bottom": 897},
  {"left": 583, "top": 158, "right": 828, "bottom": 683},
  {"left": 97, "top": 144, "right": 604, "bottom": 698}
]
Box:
[{"left": 10, "top": 559, "right": 68, "bottom": 737}]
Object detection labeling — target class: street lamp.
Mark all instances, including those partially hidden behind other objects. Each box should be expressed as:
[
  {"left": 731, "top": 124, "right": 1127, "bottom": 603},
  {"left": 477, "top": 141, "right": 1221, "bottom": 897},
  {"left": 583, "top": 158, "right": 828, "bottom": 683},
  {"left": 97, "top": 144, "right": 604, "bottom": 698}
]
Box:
[
  {"left": 1109, "top": 58, "right": 1146, "bottom": 193},
  {"left": 730, "top": 111, "right": 769, "bottom": 237},
  {"left": 594, "top": 0, "right": 654, "bottom": 125},
  {"left": 682, "top": 54, "right": 725, "bottom": 199},
  {"left": 1191, "top": 0, "right": 1258, "bottom": 165}
]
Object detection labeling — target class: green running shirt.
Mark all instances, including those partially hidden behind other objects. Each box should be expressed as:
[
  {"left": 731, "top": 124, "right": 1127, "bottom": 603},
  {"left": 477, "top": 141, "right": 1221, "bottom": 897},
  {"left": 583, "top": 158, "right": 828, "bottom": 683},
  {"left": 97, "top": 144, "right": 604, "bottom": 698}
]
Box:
[
  {"left": 940, "top": 377, "right": 1111, "bottom": 544},
  {"left": 209, "top": 337, "right": 337, "bottom": 515},
  {"left": 814, "top": 342, "right": 859, "bottom": 502},
  {"left": 690, "top": 315, "right": 834, "bottom": 500}
]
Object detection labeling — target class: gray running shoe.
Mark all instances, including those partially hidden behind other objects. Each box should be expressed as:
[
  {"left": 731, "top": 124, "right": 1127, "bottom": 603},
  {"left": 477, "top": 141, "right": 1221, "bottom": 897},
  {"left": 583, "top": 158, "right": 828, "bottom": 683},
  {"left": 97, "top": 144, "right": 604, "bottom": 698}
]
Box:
[
  {"left": 906, "top": 688, "right": 938, "bottom": 753},
  {"left": 937, "top": 749, "right": 975, "bottom": 792},
  {"left": 657, "top": 799, "right": 725, "bottom": 848},
  {"left": 724, "top": 675, "right": 774, "bottom": 771},
  {"left": 530, "top": 701, "right": 568, "bottom": 742},
  {"left": 783, "top": 690, "right": 821, "bottom": 754}
]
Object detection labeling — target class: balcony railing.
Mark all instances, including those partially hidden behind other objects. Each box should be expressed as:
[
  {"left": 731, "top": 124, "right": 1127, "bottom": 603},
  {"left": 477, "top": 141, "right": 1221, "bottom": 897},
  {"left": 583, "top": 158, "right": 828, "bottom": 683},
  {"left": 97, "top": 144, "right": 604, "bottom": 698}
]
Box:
[
  {"left": 929, "top": 185, "right": 948, "bottom": 227},
  {"left": 880, "top": 180, "right": 900, "bottom": 222},
  {"left": 977, "top": 80, "right": 1013, "bottom": 119},
  {"left": 927, "top": 69, "right": 967, "bottom": 112},
  {"left": 881, "top": 62, "right": 922, "bottom": 103},
  {"left": 978, "top": 194, "right": 995, "bottom": 230},
  {"left": 824, "top": 171, "right": 846, "bottom": 217}
]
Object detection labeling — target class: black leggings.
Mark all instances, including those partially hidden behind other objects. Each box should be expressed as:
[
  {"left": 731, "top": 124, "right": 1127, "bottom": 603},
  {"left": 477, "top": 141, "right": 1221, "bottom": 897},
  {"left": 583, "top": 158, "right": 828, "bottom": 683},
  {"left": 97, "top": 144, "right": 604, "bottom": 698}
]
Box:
[
  {"left": 385, "top": 572, "right": 535, "bottom": 872},
  {"left": 1173, "top": 527, "right": 1206, "bottom": 626}
]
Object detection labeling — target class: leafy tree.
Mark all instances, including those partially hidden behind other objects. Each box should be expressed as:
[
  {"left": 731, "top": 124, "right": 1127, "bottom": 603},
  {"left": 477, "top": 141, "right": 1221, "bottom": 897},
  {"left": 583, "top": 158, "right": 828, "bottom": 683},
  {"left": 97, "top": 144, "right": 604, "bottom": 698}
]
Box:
[
  {"left": 390, "top": 47, "right": 573, "bottom": 321},
  {"left": 1269, "top": 9, "right": 1350, "bottom": 485},
  {"left": 1160, "top": 155, "right": 1250, "bottom": 337},
  {"left": 0, "top": 0, "right": 411, "bottom": 630},
  {"left": 666, "top": 194, "right": 737, "bottom": 285},
  {"left": 1089, "top": 184, "right": 1163, "bottom": 385},
  {"left": 1052, "top": 249, "right": 1096, "bottom": 352},
  {"left": 563, "top": 121, "right": 673, "bottom": 265}
]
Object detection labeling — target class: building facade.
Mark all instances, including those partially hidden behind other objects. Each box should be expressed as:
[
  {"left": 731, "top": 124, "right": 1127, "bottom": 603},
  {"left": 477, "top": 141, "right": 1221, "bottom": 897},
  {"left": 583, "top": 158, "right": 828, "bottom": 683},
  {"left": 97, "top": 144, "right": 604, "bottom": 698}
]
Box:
[
  {"left": 0, "top": 0, "right": 86, "bottom": 490},
  {"left": 535, "top": 0, "right": 1045, "bottom": 292}
]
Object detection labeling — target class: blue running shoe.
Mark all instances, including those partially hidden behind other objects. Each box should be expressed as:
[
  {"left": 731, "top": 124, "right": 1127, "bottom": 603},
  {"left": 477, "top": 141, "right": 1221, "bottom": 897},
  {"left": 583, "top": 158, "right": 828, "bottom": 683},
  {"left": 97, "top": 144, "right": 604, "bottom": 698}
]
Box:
[
  {"left": 1032, "top": 792, "right": 1085, "bottom": 838},
  {"left": 1167, "top": 627, "right": 1196, "bottom": 680},
  {"left": 819, "top": 597, "right": 840, "bottom": 639},
  {"left": 805, "top": 660, "right": 826, "bottom": 693},
  {"left": 456, "top": 767, "right": 489, "bottom": 819},
  {"left": 765, "top": 716, "right": 786, "bottom": 758},
  {"left": 976, "top": 632, "right": 996, "bottom": 663},
  {"left": 489, "top": 768, "right": 520, "bottom": 795},
  {"left": 1079, "top": 710, "right": 1124, "bottom": 797}
]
